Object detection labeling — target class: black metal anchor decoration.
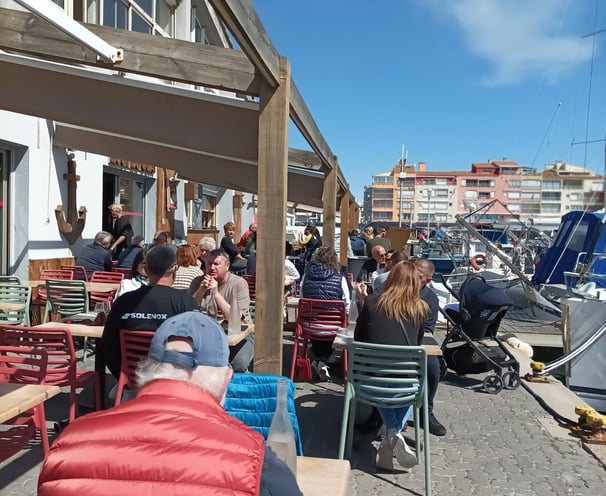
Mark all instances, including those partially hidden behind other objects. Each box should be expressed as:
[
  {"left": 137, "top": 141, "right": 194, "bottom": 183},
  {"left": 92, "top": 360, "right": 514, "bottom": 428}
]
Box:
[{"left": 55, "top": 156, "right": 87, "bottom": 245}]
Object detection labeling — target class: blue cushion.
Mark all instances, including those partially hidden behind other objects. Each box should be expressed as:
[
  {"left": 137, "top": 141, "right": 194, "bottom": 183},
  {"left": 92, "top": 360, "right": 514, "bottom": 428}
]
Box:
[{"left": 225, "top": 373, "right": 303, "bottom": 455}]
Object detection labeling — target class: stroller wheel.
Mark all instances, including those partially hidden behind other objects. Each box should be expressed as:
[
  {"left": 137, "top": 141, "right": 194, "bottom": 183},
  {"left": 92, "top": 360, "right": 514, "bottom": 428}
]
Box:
[
  {"left": 502, "top": 371, "right": 520, "bottom": 390},
  {"left": 483, "top": 374, "right": 503, "bottom": 394}
]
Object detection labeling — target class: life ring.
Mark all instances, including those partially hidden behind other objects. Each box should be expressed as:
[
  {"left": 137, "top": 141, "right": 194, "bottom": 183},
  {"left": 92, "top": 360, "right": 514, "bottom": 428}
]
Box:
[{"left": 470, "top": 253, "right": 487, "bottom": 271}]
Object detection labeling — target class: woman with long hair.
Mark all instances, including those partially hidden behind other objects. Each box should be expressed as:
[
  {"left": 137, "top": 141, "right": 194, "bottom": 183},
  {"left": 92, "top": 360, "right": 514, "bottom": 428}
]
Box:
[{"left": 354, "top": 261, "right": 429, "bottom": 471}]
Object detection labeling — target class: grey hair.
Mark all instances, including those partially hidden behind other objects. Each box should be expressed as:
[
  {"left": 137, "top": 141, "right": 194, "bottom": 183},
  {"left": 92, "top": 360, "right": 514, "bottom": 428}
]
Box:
[
  {"left": 94, "top": 231, "right": 113, "bottom": 247},
  {"left": 198, "top": 237, "right": 216, "bottom": 250},
  {"left": 136, "top": 357, "right": 229, "bottom": 402}
]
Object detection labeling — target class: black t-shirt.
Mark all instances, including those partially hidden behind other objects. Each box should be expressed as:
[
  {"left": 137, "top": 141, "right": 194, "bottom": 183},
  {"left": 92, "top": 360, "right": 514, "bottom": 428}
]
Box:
[
  {"left": 112, "top": 216, "right": 134, "bottom": 258},
  {"left": 99, "top": 285, "right": 197, "bottom": 378}
]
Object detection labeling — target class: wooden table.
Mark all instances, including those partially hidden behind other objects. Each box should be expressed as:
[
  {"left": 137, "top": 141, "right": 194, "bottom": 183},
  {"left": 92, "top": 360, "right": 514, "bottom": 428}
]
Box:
[
  {"left": 296, "top": 456, "right": 350, "bottom": 496},
  {"left": 0, "top": 383, "right": 61, "bottom": 423},
  {"left": 26, "top": 281, "right": 120, "bottom": 293},
  {"left": 34, "top": 321, "right": 104, "bottom": 339},
  {"left": 0, "top": 301, "right": 26, "bottom": 313},
  {"left": 221, "top": 322, "right": 254, "bottom": 347}
]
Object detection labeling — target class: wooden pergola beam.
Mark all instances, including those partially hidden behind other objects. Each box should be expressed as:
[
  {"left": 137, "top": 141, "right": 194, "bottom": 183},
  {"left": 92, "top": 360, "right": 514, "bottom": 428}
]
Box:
[{"left": 0, "top": 8, "right": 262, "bottom": 95}]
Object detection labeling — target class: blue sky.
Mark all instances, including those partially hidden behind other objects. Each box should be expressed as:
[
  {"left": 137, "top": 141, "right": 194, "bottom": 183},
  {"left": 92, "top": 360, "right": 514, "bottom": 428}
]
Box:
[{"left": 253, "top": 0, "right": 606, "bottom": 201}]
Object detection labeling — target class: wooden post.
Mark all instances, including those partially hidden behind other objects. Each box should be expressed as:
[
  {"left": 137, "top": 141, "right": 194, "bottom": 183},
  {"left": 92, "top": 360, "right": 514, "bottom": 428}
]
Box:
[
  {"left": 255, "top": 57, "right": 291, "bottom": 374},
  {"left": 322, "top": 156, "right": 338, "bottom": 249},
  {"left": 339, "top": 190, "right": 350, "bottom": 268},
  {"left": 233, "top": 191, "right": 243, "bottom": 241}
]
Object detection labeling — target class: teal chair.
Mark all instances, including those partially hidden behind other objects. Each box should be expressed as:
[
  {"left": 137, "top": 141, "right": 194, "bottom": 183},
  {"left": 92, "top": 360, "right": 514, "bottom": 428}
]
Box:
[
  {"left": 0, "top": 283, "right": 31, "bottom": 326},
  {"left": 43, "top": 280, "right": 92, "bottom": 324},
  {"left": 338, "top": 342, "right": 431, "bottom": 496}
]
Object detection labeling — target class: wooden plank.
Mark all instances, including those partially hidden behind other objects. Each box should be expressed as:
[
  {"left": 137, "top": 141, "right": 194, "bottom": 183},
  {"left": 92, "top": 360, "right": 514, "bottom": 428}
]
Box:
[
  {"left": 0, "top": 383, "right": 61, "bottom": 424},
  {"left": 254, "top": 58, "right": 291, "bottom": 374},
  {"left": 339, "top": 191, "right": 351, "bottom": 267},
  {"left": 28, "top": 257, "right": 75, "bottom": 280},
  {"left": 296, "top": 456, "right": 350, "bottom": 496},
  {"left": 34, "top": 322, "right": 104, "bottom": 339},
  {"left": 322, "top": 159, "right": 338, "bottom": 249},
  {"left": 0, "top": 7, "right": 261, "bottom": 95},
  {"left": 208, "top": 0, "right": 281, "bottom": 87}
]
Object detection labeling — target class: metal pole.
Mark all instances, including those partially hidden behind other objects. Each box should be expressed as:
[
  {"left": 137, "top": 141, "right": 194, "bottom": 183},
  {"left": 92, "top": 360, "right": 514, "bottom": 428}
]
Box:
[
  {"left": 426, "top": 190, "right": 431, "bottom": 235},
  {"left": 398, "top": 178, "right": 403, "bottom": 228}
]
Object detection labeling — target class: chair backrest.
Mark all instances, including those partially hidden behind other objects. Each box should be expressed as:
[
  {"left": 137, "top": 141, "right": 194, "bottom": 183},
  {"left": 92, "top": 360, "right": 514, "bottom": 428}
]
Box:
[
  {"left": 224, "top": 373, "right": 304, "bottom": 455},
  {"left": 45, "top": 280, "right": 89, "bottom": 319},
  {"left": 296, "top": 298, "right": 347, "bottom": 336},
  {"left": 0, "top": 345, "right": 48, "bottom": 384},
  {"left": 0, "top": 325, "right": 77, "bottom": 387},
  {"left": 347, "top": 341, "right": 427, "bottom": 410},
  {"left": 117, "top": 330, "right": 155, "bottom": 402},
  {"left": 91, "top": 271, "right": 125, "bottom": 283},
  {"left": 0, "top": 276, "right": 20, "bottom": 285},
  {"left": 0, "top": 284, "right": 31, "bottom": 326},
  {"left": 112, "top": 267, "right": 132, "bottom": 278},
  {"left": 37, "top": 269, "right": 74, "bottom": 302},
  {"left": 61, "top": 265, "right": 89, "bottom": 282},
  {"left": 242, "top": 274, "right": 256, "bottom": 300}
]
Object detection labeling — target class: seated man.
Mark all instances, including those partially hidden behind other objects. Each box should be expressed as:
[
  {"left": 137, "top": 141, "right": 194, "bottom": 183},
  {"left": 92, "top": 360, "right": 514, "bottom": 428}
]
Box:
[
  {"left": 356, "top": 244, "right": 386, "bottom": 283},
  {"left": 38, "top": 311, "right": 302, "bottom": 495},
  {"left": 190, "top": 249, "right": 254, "bottom": 372},
  {"left": 75, "top": 231, "right": 114, "bottom": 279},
  {"left": 99, "top": 245, "right": 198, "bottom": 380}
]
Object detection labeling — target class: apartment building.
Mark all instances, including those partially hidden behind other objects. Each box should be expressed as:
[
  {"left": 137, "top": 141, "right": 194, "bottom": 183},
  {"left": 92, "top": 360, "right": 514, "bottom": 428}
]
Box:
[{"left": 362, "top": 159, "right": 604, "bottom": 227}]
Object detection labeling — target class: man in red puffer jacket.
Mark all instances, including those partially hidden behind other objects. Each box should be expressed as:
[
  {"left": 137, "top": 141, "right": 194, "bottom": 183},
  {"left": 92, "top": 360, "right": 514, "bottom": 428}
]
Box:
[{"left": 38, "top": 311, "right": 302, "bottom": 496}]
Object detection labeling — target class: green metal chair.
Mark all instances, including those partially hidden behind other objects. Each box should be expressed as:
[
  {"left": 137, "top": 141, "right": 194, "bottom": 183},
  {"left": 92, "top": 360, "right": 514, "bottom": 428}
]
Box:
[
  {"left": 43, "top": 280, "right": 91, "bottom": 324},
  {"left": 338, "top": 341, "right": 431, "bottom": 496},
  {"left": 0, "top": 276, "right": 21, "bottom": 284},
  {"left": 0, "top": 283, "right": 31, "bottom": 326}
]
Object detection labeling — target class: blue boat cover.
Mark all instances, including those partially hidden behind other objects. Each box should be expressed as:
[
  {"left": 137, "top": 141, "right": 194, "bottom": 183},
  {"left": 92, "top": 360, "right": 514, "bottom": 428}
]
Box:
[{"left": 533, "top": 211, "right": 606, "bottom": 287}]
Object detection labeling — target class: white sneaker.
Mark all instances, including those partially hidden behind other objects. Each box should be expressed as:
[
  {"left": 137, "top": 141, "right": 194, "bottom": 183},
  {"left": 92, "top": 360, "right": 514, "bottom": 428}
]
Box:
[
  {"left": 376, "top": 439, "right": 394, "bottom": 471},
  {"left": 392, "top": 432, "right": 417, "bottom": 469},
  {"left": 317, "top": 361, "right": 330, "bottom": 381}
]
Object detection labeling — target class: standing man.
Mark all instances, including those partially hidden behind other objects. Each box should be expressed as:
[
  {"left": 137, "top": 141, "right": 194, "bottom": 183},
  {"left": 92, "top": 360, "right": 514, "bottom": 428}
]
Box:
[
  {"left": 99, "top": 245, "right": 198, "bottom": 381},
  {"left": 413, "top": 258, "right": 447, "bottom": 436},
  {"left": 191, "top": 249, "right": 253, "bottom": 372},
  {"left": 39, "top": 311, "right": 302, "bottom": 496},
  {"left": 76, "top": 231, "right": 114, "bottom": 279},
  {"left": 237, "top": 223, "right": 257, "bottom": 253},
  {"left": 108, "top": 204, "right": 133, "bottom": 260},
  {"left": 365, "top": 227, "right": 391, "bottom": 257}
]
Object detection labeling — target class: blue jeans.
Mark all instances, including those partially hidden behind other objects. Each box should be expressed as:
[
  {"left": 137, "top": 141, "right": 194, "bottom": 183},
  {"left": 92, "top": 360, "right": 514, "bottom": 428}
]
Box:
[{"left": 377, "top": 405, "right": 412, "bottom": 432}]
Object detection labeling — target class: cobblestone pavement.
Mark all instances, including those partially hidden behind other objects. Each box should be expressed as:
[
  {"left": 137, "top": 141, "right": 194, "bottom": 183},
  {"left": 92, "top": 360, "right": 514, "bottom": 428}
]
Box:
[{"left": 2, "top": 331, "right": 605, "bottom": 495}]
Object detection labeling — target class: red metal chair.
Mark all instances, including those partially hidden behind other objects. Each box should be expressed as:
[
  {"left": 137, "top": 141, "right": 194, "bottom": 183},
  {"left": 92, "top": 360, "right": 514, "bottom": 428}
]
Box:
[
  {"left": 0, "top": 325, "right": 101, "bottom": 422},
  {"left": 61, "top": 265, "right": 89, "bottom": 282},
  {"left": 33, "top": 269, "right": 74, "bottom": 306},
  {"left": 242, "top": 274, "right": 256, "bottom": 300},
  {"left": 115, "top": 330, "right": 155, "bottom": 406},
  {"left": 0, "top": 345, "right": 51, "bottom": 460},
  {"left": 112, "top": 267, "right": 132, "bottom": 278},
  {"left": 289, "top": 298, "right": 347, "bottom": 381},
  {"left": 89, "top": 271, "right": 124, "bottom": 309}
]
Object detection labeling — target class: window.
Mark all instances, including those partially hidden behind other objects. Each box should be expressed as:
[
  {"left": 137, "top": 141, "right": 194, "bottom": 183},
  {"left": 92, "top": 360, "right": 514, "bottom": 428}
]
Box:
[
  {"left": 542, "top": 179, "right": 561, "bottom": 190},
  {"left": 508, "top": 179, "right": 521, "bottom": 188},
  {"left": 522, "top": 180, "right": 541, "bottom": 189},
  {"left": 435, "top": 188, "right": 449, "bottom": 198},
  {"left": 373, "top": 211, "right": 392, "bottom": 220},
  {"left": 542, "top": 204, "right": 561, "bottom": 213},
  {"left": 372, "top": 176, "right": 392, "bottom": 185},
  {"left": 478, "top": 180, "right": 494, "bottom": 188},
  {"left": 507, "top": 203, "right": 521, "bottom": 211},
  {"left": 542, "top": 191, "right": 561, "bottom": 201},
  {"left": 188, "top": 185, "right": 216, "bottom": 229},
  {"left": 521, "top": 192, "right": 541, "bottom": 200},
  {"left": 372, "top": 200, "right": 393, "bottom": 208},
  {"left": 507, "top": 191, "right": 520, "bottom": 199},
  {"left": 478, "top": 191, "right": 493, "bottom": 199},
  {"left": 563, "top": 180, "right": 582, "bottom": 190},
  {"left": 421, "top": 178, "right": 436, "bottom": 186},
  {"left": 463, "top": 179, "right": 477, "bottom": 187},
  {"left": 465, "top": 191, "right": 478, "bottom": 200},
  {"left": 373, "top": 188, "right": 393, "bottom": 199}
]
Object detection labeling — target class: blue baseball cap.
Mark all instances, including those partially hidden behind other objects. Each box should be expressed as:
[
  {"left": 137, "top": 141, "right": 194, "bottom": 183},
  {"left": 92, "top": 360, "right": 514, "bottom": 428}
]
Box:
[{"left": 148, "top": 311, "right": 229, "bottom": 369}]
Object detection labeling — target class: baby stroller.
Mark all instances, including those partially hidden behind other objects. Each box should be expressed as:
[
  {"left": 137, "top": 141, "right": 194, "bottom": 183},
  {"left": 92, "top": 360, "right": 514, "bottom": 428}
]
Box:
[{"left": 440, "top": 274, "right": 520, "bottom": 394}]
